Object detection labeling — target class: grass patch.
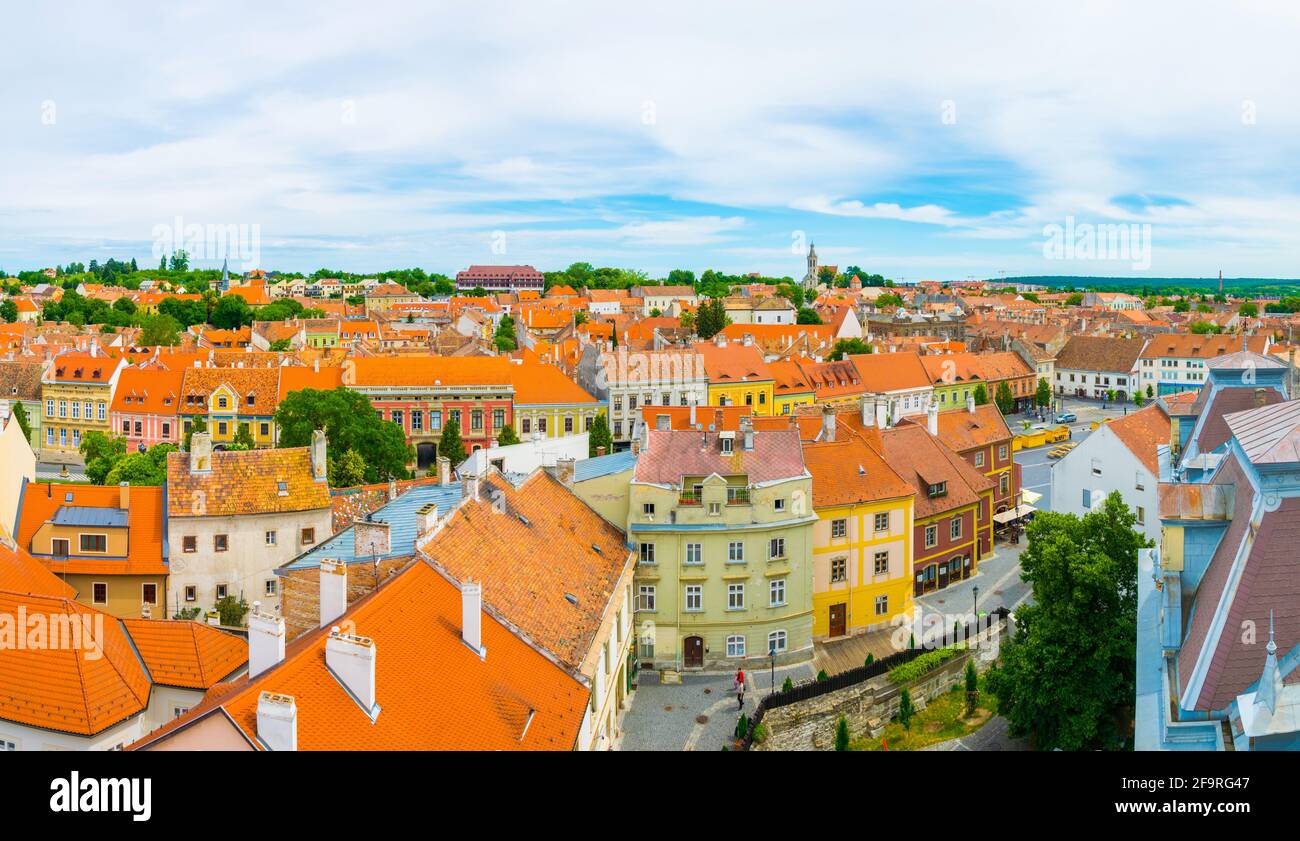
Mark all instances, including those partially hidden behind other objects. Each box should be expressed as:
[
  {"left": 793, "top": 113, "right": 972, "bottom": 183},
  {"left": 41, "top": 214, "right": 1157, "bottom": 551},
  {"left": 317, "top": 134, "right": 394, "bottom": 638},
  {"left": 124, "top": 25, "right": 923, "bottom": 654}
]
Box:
[{"left": 850, "top": 675, "right": 999, "bottom": 752}]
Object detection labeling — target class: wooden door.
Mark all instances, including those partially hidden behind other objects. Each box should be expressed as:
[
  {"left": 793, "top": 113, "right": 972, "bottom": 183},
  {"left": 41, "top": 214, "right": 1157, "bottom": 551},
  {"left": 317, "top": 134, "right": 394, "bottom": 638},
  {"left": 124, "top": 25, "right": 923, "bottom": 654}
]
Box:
[
  {"left": 829, "top": 603, "right": 847, "bottom": 637},
  {"left": 684, "top": 636, "right": 704, "bottom": 668}
]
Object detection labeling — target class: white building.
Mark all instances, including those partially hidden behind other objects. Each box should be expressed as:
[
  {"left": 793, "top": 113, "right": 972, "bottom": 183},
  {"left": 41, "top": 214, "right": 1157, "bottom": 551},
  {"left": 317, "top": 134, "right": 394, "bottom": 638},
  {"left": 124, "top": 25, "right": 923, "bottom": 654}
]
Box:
[
  {"left": 1053, "top": 335, "right": 1147, "bottom": 401},
  {"left": 576, "top": 346, "right": 709, "bottom": 448},
  {"left": 1137, "top": 334, "right": 1270, "bottom": 398}
]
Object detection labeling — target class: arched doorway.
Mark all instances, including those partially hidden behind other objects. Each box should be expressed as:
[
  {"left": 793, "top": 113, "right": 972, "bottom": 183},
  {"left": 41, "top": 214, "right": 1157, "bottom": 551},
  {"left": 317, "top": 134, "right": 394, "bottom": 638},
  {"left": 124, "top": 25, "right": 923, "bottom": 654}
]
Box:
[{"left": 683, "top": 636, "right": 704, "bottom": 668}]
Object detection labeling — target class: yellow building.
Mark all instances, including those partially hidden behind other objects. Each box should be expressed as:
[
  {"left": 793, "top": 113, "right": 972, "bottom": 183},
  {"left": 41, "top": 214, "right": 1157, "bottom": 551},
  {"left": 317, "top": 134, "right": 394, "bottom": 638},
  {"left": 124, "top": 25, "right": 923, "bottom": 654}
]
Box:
[
  {"left": 179, "top": 367, "right": 281, "bottom": 448},
  {"left": 803, "top": 412, "right": 916, "bottom": 638},
  {"left": 507, "top": 359, "right": 604, "bottom": 440},
  {"left": 40, "top": 349, "right": 125, "bottom": 460},
  {"left": 697, "top": 338, "right": 776, "bottom": 416},
  {"left": 767, "top": 359, "right": 816, "bottom": 416}
]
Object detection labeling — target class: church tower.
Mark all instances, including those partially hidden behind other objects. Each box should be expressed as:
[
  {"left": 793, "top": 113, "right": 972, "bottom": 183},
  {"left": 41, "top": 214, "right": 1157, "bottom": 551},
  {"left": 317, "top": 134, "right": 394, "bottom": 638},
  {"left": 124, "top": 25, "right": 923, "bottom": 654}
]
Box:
[{"left": 802, "top": 242, "right": 819, "bottom": 290}]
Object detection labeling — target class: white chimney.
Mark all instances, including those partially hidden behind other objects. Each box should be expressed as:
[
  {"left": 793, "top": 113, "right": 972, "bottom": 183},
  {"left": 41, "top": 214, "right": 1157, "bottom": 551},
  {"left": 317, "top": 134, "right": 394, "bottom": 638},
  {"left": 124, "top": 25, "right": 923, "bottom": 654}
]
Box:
[
  {"left": 927, "top": 402, "right": 939, "bottom": 436},
  {"left": 875, "top": 399, "right": 888, "bottom": 429},
  {"left": 313, "top": 358, "right": 319, "bottom": 373},
  {"left": 820, "top": 405, "right": 836, "bottom": 442},
  {"left": 464, "top": 473, "right": 480, "bottom": 502},
  {"left": 256, "top": 692, "right": 297, "bottom": 751},
  {"left": 861, "top": 397, "right": 875, "bottom": 428},
  {"left": 310, "top": 428, "right": 328, "bottom": 482},
  {"left": 689, "top": 398, "right": 697, "bottom": 426},
  {"left": 319, "top": 558, "right": 348, "bottom": 628},
  {"left": 437, "top": 456, "right": 451, "bottom": 485},
  {"left": 462, "top": 580, "right": 485, "bottom": 657},
  {"left": 248, "top": 607, "right": 286, "bottom": 678},
  {"left": 967, "top": 393, "right": 976, "bottom": 414},
  {"left": 189, "top": 431, "right": 213, "bottom": 473},
  {"left": 326, "top": 630, "right": 378, "bottom": 714},
  {"left": 416, "top": 503, "right": 440, "bottom": 540}
]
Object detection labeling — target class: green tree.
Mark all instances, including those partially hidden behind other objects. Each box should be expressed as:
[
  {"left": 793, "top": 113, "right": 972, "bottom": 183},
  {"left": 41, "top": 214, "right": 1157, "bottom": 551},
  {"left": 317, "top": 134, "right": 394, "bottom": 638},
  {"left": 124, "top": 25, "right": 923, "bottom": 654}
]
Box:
[
  {"left": 210, "top": 295, "right": 253, "bottom": 329},
  {"left": 694, "top": 297, "right": 730, "bottom": 340},
  {"left": 268, "top": 338, "right": 292, "bottom": 352},
  {"left": 0, "top": 300, "right": 16, "bottom": 323},
  {"left": 9, "top": 401, "right": 32, "bottom": 443},
  {"left": 329, "top": 448, "right": 368, "bottom": 487},
  {"left": 438, "top": 419, "right": 467, "bottom": 469},
  {"left": 972, "top": 383, "right": 990, "bottom": 405},
  {"left": 828, "top": 338, "right": 871, "bottom": 360},
  {"left": 898, "top": 688, "right": 915, "bottom": 731},
  {"left": 496, "top": 425, "right": 520, "bottom": 446},
  {"left": 994, "top": 381, "right": 1015, "bottom": 415},
  {"left": 588, "top": 413, "right": 613, "bottom": 457},
  {"left": 229, "top": 423, "right": 256, "bottom": 451},
  {"left": 987, "top": 492, "right": 1149, "bottom": 750},
  {"left": 834, "top": 716, "right": 851, "bottom": 751},
  {"left": 1034, "top": 377, "right": 1051, "bottom": 408},
  {"left": 139, "top": 313, "right": 182, "bottom": 346},
  {"left": 183, "top": 416, "right": 207, "bottom": 451},
  {"left": 168, "top": 250, "right": 190, "bottom": 272},
  {"left": 965, "top": 659, "right": 979, "bottom": 717},
  {"left": 274, "top": 387, "right": 413, "bottom": 482},
  {"left": 104, "top": 444, "right": 175, "bottom": 486},
  {"left": 1133, "top": 391, "right": 1145, "bottom": 408},
  {"left": 1065, "top": 292, "right": 1084, "bottom": 306},
  {"left": 80, "top": 431, "right": 127, "bottom": 484},
  {"left": 494, "top": 314, "right": 517, "bottom": 352},
  {"left": 796, "top": 307, "right": 822, "bottom": 325},
  {"left": 1239, "top": 302, "right": 1258, "bottom": 318}
]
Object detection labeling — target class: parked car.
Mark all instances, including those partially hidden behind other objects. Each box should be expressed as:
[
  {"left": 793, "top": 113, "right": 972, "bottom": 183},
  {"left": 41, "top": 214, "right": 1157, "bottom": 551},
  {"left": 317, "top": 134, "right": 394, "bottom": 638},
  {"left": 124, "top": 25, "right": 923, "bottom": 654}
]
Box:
[{"left": 1055, "top": 412, "right": 1078, "bottom": 424}]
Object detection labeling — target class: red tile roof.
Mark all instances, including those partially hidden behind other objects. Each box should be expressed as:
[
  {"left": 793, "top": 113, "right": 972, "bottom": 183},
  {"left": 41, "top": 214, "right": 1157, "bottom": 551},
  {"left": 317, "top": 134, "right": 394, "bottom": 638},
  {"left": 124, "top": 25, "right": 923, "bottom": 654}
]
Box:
[
  {"left": 121, "top": 619, "right": 246, "bottom": 689},
  {"left": 1104, "top": 404, "right": 1170, "bottom": 475},
  {"left": 167, "top": 447, "right": 330, "bottom": 518}
]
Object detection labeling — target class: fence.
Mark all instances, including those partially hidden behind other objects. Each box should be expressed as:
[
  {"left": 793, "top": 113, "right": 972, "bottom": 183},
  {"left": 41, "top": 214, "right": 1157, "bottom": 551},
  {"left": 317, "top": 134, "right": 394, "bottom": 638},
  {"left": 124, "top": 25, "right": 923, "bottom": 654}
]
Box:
[{"left": 738, "top": 606, "right": 1010, "bottom": 750}]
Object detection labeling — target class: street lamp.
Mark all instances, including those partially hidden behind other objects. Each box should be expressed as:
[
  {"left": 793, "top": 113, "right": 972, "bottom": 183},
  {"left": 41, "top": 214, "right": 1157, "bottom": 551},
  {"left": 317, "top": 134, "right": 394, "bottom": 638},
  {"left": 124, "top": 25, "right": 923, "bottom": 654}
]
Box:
[
  {"left": 972, "top": 585, "right": 980, "bottom": 630},
  {"left": 769, "top": 645, "right": 777, "bottom": 695}
]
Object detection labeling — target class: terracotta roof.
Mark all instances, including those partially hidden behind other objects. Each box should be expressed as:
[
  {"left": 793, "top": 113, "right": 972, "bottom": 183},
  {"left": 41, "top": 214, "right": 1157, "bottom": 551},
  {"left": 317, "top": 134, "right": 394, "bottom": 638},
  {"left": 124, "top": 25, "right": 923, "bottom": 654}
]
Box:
[
  {"left": 178, "top": 367, "right": 281, "bottom": 415},
  {"left": 136, "top": 561, "right": 588, "bottom": 750},
  {"left": 507, "top": 361, "right": 597, "bottom": 405},
  {"left": 43, "top": 352, "right": 123, "bottom": 384},
  {"left": 640, "top": 405, "right": 752, "bottom": 431},
  {"left": 848, "top": 352, "right": 931, "bottom": 392},
  {"left": 0, "top": 541, "right": 77, "bottom": 599},
  {"left": 420, "top": 471, "right": 632, "bottom": 673},
  {"left": 16, "top": 484, "right": 168, "bottom": 576},
  {"left": 796, "top": 358, "right": 864, "bottom": 400},
  {"left": 0, "top": 590, "right": 151, "bottom": 735},
  {"left": 802, "top": 435, "right": 912, "bottom": 507},
  {"left": 1139, "top": 334, "right": 1268, "bottom": 359},
  {"left": 349, "top": 356, "right": 514, "bottom": 388},
  {"left": 276, "top": 365, "right": 344, "bottom": 402},
  {"left": 110, "top": 366, "right": 185, "bottom": 415},
  {"left": 920, "top": 351, "right": 1033, "bottom": 385},
  {"left": 872, "top": 423, "right": 994, "bottom": 519},
  {"left": 696, "top": 342, "right": 774, "bottom": 383},
  {"left": 1054, "top": 336, "right": 1147, "bottom": 373},
  {"left": 121, "top": 619, "right": 247, "bottom": 689},
  {"left": 634, "top": 427, "right": 807, "bottom": 486},
  {"left": 900, "top": 403, "right": 1012, "bottom": 453},
  {"left": 1103, "top": 404, "right": 1170, "bottom": 475},
  {"left": 0, "top": 360, "right": 43, "bottom": 400},
  {"left": 166, "top": 447, "right": 330, "bottom": 518}
]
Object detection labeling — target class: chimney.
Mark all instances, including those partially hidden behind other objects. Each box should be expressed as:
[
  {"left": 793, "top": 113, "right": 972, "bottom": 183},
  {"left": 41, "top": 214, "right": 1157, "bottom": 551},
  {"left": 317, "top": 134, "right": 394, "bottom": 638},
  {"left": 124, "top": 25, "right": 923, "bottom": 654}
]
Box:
[
  {"left": 596, "top": 446, "right": 607, "bottom": 456},
  {"left": 820, "top": 404, "right": 836, "bottom": 442},
  {"left": 118, "top": 481, "right": 130, "bottom": 510},
  {"left": 967, "top": 393, "right": 976, "bottom": 414},
  {"left": 462, "top": 579, "right": 485, "bottom": 657},
  {"left": 313, "top": 358, "right": 319, "bottom": 373},
  {"left": 689, "top": 399, "right": 697, "bottom": 426},
  {"left": 248, "top": 606, "right": 286, "bottom": 678},
  {"left": 927, "top": 401, "right": 939, "bottom": 436},
  {"left": 437, "top": 456, "right": 451, "bottom": 485},
  {"left": 310, "top": 429, "right": 327, "bottom": 482},
  {"left": 353, "top": 519, "right": 391, "bottom": 558},
  {"left": 416, "top": 503, "right": 440, "bottom": 541},
  {"left": 189, "top": 431, "right": 213, "bottom": 473},
  {"left": 861, "top": 397, "right": 875, "bottom": 428},
  {"left": 326, "top": 630, "right": 378, "bottom": 714},
  {"left": 387, "top": 477, "right": 398, "bottom": 501},
  {"left": 875, "top": 399, "right": 888, "bottom": 429},
  {"left": 464, "top": 472, "right": 480, "bottom": 502},
  {"left": 1254, "top": 387, "right": 1268, "bottom": 408},
  {"left": 256, "top": 692, "right": 297, "bottom": 751},
  {"left": 740, "top": 416, "right": 755, "bottom": 451},
  {"left": 319, "top": 559, "right": 348, "bottom": 628},
  {"left": 556, "top": 457, "right": 575, "bottom": 488}
]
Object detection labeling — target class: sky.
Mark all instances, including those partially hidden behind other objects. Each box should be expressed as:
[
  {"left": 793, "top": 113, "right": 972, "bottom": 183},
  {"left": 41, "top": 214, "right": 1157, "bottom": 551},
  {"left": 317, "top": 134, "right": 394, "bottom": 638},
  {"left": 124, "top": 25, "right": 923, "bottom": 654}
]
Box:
[{"left": 3, "top": 1, "right": 1300, "bottom": 281}]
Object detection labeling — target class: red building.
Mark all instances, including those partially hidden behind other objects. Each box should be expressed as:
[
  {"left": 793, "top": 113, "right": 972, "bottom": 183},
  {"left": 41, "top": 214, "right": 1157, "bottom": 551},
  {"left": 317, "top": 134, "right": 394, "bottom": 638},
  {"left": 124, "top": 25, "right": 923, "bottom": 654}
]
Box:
[{"left": 455, "top": 264, "right": 545, "bottom": 293}]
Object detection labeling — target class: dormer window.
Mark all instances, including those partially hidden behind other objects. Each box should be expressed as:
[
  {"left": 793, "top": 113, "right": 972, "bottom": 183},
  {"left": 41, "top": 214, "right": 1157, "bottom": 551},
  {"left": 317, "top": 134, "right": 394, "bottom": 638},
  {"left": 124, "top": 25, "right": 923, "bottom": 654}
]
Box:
[
  {"left": 721, "top": 437, "right": 733, "bottom": 455},
  {"left": 927, "top": 481, "right": 948, "bottom": 498}
]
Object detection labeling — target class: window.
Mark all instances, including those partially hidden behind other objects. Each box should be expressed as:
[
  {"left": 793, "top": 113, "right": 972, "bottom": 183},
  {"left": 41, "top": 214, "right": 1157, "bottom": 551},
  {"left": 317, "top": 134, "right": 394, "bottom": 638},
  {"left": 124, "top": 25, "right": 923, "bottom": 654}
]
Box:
[
  {"left": 974, "top": 451, "right": 985, "bottom": 468},
  {"left": 391, "top": 410, "right": 404, "bottom": 428},
  {"left": 769, "top": 578, "right": 786, "bottom": 607},
  {"left": 768, "top": 630, "right": 787, "bottom": 654},
  {"left": 1082, "top": 488, "right": 1092, "bottom": 509},
  {"left": 639, "top": 542, "right": 656, "bottom": 564},
  {"left": 708, "top": 502, "right": 721, "bottom": 516},
  {"left": 1135, "top": 472, "right": 1145, "bottom": 492},
  {"left": 217, "top": 422, "right": 228, "bottom": 436},
  {"left": 998, "top": 445, "right": 1008, "bottom": 460},
  {"left": 950, "top": 517, "right": 962, "bottom": 540},
  {"left": 831, "top": 518, "right": 847, "bottom": 538},
  {"left": 721, "top": 437, "right": 733, "bottom": 455},
  {"left": 728, "top": 583, "right": 745, "bottom": 610},
  {"left": 301, "top": 528, "right": 316, "bottom": 545},
  {"left": 142, "top": 583, "right": 157, "bottom": 605},
  {"left": 927, "top": 481, "right": 948, "bottom": 497},
  {"left": 92, "top": 582, "right": 107, "bottom": 604},
  {"left": 122, "top": 419, "right": 131, "bottom": 434},
  {"left": 874, "top": 551, "right": 889, "bottom": 576},
  {"left": 51, "top": 538, "right": 69, "bottom": 556},
  {"left": 637, "top": 585, "right": 656, "bottom": 611},
  {"left": 79, "top": 534, "right": 107, "bottom": 553},
  {"left": 564, "top": 416, "right": 574, "bottom": 433},
  {"left": 472, "top": 410, "right": 483, "bottom": 431},
  {"left": 265, "top": 579, "right": 278, "bottom": 596},
  {"left": 925, "top": 524, "right": 937, "bottom": 548},
  {"left": 999, "top": 473, "right": 1009, "bottom": 495},
  {"left": 0, "top": 739, "right": 15, "bottom": 751},
  {"left": 162, "top": 422, "right": 171, "bottom": 438},
  {"left": 685, "top": 543, "right": 703, "bottom": 565},
  {"left": 71, "top": 401, "right": 80, "bottom": 419},
  {"left": 1136, "top": 506, "right": 1146, "bottom": 526},
  {"left": 173, "top": 706, "right": 191, "bottom": 719},
  {"left": 874, "top": 595, "right": 889, "bottom": 616},
  {"left": 1091, "top": 458, "right": 1102, "bottom": 477},
  {"left": 493, "top": 409, "right": 505, "bottom": 429},
  {"left": 537, "top": 417, "right": 547, "bottom": 433},
  {"left": 265, "top": 530, "right": 277, "bottom": 546},
  {"left": 214, "top": 534, "right": 228, "bottom": 552},
  {"left": 184, "top": 586, "right": 196, "bottom": 602},
  {"left": 768, "top": 537, "right": 785, "bottom": 559},
  {"left": 521, "top": 418, "right": 531, "bottom": 434},
  {"left": 216, "top": 584, "right": 228, "bottom": 600},
  {"left": 684, "top": 585, "right": 702, "bottom": 612},
  {"left": 642, "top": 502, "right": 656, "bottom": 518},
  {"left": 58, "top": 399, "right": 66, "bottom": 418},
  {"left": 46, "top": 398, "right": 54, "bottom": 417},
  {"left": 728, "top": 541, "right": 745, "bottom": 562},
  {"left": 726, "top": 634, "right": 746, "bottom": 657},
  {"left": 182, "top": 536, "right": 196, "bottom": 553},
  {"left": 612, "top": 397, "right": 622, "bottom": 411},
  {"left": 774, "top": 498, "right": 786, "bottom": 512},
  {"left": 98, "top": 402, "right": 106, "bottom": 421}
]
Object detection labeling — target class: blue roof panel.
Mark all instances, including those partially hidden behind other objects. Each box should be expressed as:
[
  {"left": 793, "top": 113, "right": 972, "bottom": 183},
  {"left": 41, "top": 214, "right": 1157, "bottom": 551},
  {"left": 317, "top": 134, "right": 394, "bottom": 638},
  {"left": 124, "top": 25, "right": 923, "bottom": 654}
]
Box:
[{"left": 574, "top": 450, "right": 637, "bottom": 483}]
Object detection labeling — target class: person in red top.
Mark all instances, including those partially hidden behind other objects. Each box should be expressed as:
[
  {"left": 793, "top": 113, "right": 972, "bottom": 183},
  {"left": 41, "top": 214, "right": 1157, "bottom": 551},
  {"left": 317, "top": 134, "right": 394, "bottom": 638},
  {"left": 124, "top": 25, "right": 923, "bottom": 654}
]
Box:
[{"left": 735, "top": 669, "right": 745, "bottom": 692}]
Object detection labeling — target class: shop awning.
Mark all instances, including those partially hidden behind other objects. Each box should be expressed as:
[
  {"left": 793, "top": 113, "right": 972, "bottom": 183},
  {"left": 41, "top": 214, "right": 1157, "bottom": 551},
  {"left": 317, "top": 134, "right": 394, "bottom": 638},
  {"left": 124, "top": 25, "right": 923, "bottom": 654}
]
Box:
[{"left": 993, "top": 504, "right": 1037, "bottom": 524}]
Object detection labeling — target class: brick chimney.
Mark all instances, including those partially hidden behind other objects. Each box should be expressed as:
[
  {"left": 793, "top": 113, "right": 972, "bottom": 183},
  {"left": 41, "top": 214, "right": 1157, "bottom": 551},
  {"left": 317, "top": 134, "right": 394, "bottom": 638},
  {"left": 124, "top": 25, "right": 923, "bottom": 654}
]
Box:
[
  {"left": 353, "top": 519, "right": 391, "bottom": 559},
  {"left": 416, "top": 503, "right": 440, "bottom": 541},
  {"left": 319, "top": 558, "right": 348, "bottom": 628},
  {"left": 555, "top": 457, "right": 575, "bottom": 488},
  {"left": 820, "top": 404, "right": 836, "bottom": 442}
]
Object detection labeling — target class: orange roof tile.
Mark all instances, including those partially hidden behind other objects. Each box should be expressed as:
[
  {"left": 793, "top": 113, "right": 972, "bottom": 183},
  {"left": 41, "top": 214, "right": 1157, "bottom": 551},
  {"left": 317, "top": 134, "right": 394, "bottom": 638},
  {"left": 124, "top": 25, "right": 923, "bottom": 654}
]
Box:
[
  {"left": 803, "top": 436, "right": 912, "bottom": 507},
  {"left": 110, "top": 366, "right": 185, "bottom": 415},
  {"left": 507, "top": 361, "right": 597, "bottom": 406},
  {"left": 0, "top": 541, "right": 77, "bottom": 599},
  {"left": 848, "top": 352, "right": 931, "bottom": 392},
  {"left": 121, "top": 619, "right": 247, "bottom": 689},
  {"left": 167, "top": 447, "right": 330, "bottom": 518},
  {"left": 16, "top": 484, "right": 168, "bottom": 576},
  {"left": 1104, "top": 403, "right": 1170, "bottom": 475},
  {"left": 349, "top": 355, "right": 514, "bottom": 388},
  {"left": 178, "top": 367, "right": 281, "bottom": 416}
]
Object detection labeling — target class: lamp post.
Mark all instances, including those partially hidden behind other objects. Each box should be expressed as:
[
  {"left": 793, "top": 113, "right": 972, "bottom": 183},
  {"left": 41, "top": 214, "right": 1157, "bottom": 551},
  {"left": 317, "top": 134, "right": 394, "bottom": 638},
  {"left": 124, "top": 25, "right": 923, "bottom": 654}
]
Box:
[
  {"left": 769, "top": 645, "right": 777, "bottom": 695},
  {"left": 972, "top": 585, "right": 980, "bottom": 631}
]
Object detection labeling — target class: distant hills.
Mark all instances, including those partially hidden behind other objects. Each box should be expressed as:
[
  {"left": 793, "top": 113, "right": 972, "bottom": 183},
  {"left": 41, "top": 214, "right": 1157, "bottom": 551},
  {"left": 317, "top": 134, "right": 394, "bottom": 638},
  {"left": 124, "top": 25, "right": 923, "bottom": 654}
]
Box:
[{"left": 992, "top": 276, "right": 1300, "bottom": 296}]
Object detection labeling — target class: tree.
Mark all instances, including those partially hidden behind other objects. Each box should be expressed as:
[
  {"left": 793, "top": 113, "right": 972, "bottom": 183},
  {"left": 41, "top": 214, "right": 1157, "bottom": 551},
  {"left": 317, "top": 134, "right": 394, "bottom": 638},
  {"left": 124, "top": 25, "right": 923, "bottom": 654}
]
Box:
[
  {"left": 104, "top": 444, "right": 175, "bottom": 486},
  {"left": 275, "top": 388, "right": 412, "bottom": 482},
  {"left": 965, "top": 658, "right": 979, "bottom": 717},
  {"left": 1189, "top": 320, "right": 1221, "bottom": 334},
  {"left": 1240, "top": 302, "right": 1258, "bottom": 318},
  {"left": 1034, "top": 377, "right": 1051, "bottom": 408},
  {"left": 876, "top": 292, "right": 905, "bottom": 309},
  {"left": 168, "top": 250, "right": 190, "bottom": 272},
  {"left": 796, "top": 307, "right": 822, "bottom": 325},
  {"left": 80, "top": 432, "right": 127, "bottom": 485},
  {"left": 497, "top": 425, "right": 520, "bottom": 446},
  {"left": 1065, "top": 292, "right": 1084, "bottom": 306},
  {"left": 268, "top": 338, "right": 292, "bottom": 352},
  {"left": 1133, "top": 391, "right": 1145, "bottom": 408},
  {"left": 183, "top": 416, "right": 207, "bottom": 451},
  {"left": 694, "top": 297, "right": 730, "bottom": 340},
  {"left": 9, "top": 402, "right": 31, "bottom": 443},
  {"left": 139, "top": 314, "right": 181, "bottom": 346},
  {"left": 987, "top": 492, "right": 1149, "bottom": 750},
  {"left": 438, "top": 419, "right": 467, "bottom": 469},
  {"left": 229, "top": 423, "right": 256, "bottom": 451},
  {"left": 210, "top": 295, "right": 253, "bottom": 329},
  {"left": 494, "top": 314, "right": 517, "bottom": 352},
  {"left": 0, "top": 300, "right": 16, "bottom": 323},
  {"left": 588, "top": 413, "right": 613, "bottom": 457},
  {"left": 898, "top": 688, "right": 915, "bottom": 731},
  {"left": 834, "top": 717, "right": 851, "bottom": 751},
  {"left": 828, "top": 338, "right": 871, "bottom": 360},
  {"left": 972, "top": 383, "right": 990, "bottom": 405},
  {"left": 994, "top": 381, "right": 1015, "bottom": 415},
  {"left": 329, "top": 449, "right": 368, "bottom": 487}
]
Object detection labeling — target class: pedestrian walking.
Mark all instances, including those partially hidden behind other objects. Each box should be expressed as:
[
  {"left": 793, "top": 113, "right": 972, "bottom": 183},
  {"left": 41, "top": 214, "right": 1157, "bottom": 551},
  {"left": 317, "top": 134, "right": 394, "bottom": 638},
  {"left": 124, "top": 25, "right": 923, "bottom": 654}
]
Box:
[{"left": 737, "top": 683, "right": 745, "bottom": 709}]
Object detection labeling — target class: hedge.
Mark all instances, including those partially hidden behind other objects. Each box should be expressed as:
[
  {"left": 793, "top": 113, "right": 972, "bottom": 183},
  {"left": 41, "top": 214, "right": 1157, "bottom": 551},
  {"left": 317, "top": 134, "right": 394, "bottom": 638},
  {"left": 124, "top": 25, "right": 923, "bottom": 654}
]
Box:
[{"left": 888, "top": 644, "right": 965, "bottom": 685}]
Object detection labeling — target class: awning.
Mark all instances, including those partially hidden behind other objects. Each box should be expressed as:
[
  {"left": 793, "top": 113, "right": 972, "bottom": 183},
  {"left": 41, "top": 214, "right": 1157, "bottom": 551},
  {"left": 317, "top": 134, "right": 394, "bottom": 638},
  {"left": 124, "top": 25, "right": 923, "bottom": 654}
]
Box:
[
  {"left": 1021, "top": 489, "right": 1042, "bottom": 505},
  {"left": 993, "top": 504, "right": 1037, "bottom": 524}
]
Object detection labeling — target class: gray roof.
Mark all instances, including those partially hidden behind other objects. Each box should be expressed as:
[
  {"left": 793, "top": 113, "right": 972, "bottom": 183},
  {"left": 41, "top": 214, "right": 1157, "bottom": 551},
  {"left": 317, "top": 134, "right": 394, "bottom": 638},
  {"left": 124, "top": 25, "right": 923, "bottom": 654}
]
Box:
[
  {"left": 1224, "top": 399, "right": 1300, "bottom": 465},
  {"left": 51, "top": 505, "right": 129, "bottom": 528},
  {"left": 574, "top": 450, "right": 637, "bottom": 482}
]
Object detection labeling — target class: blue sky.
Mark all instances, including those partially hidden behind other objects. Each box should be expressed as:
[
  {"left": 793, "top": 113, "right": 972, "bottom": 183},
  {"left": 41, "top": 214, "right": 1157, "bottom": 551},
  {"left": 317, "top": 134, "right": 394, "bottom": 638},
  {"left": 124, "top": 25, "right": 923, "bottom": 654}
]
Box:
[{"left": 4, "top": 2, "right": 1300, "bottom": 280}]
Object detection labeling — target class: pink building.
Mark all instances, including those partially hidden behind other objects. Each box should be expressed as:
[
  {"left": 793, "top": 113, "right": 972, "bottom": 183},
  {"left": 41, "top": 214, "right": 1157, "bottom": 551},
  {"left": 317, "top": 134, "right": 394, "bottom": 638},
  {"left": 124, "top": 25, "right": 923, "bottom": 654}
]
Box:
[{"left": 109, "top": 366, "right": 185, "bottom": 450}]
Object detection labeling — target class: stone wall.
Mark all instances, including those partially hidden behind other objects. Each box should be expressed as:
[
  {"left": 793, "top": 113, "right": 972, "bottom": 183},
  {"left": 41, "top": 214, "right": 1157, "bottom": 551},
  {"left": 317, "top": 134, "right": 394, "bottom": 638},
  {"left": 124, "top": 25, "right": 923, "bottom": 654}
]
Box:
[{"left": 753, "top": 622, "right": 1006, "bottom": 751}]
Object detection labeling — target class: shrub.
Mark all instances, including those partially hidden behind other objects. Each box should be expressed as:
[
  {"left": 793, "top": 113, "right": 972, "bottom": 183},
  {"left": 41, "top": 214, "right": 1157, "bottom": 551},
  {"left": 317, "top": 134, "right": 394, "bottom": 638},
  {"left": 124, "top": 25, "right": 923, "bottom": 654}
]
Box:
[
  {"left": 889, "top": 645, "right": 963, "bottom": 685},
  {"left": 215, "top": 595, "right": 249, "bottom": 627},
  {"left": 864, "top": 653, "right": 874, "bottom": 667},
  {"left": 816, "top": 669, "right": 829, "bottom": 682},
  {"left": 834, "top": 716, "right": 850, "bottom": 751},
  {"left": 735, "top": 713, "right": 749, "bottom": 740},
  {"left": 782, "top": 676, "right": 794, "bottom": 692},
  {"left": 898, "top": 688, "right": 915, "bottom": 731}
]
